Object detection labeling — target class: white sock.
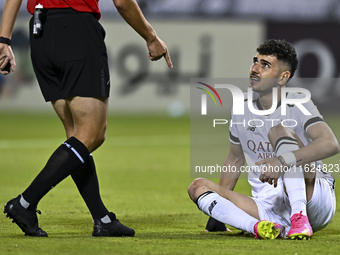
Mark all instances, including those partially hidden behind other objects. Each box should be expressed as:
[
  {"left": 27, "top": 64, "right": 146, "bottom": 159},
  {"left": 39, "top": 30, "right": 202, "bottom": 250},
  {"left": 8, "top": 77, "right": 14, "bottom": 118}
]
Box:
[
  {"left": 19, "top": 194, "right": 30, "bottom": 209},
  {"left": 283, "top": 167, "right": 307, "bottom": 216},
  {"left": 197, "top": 192, "right": 258, "bottom": 234},
  {"left": 275, "top": 137, "right": 307, "bottom": 217},
  {"left": 100, "top": 215, "right": 111, "bottom": 224}
]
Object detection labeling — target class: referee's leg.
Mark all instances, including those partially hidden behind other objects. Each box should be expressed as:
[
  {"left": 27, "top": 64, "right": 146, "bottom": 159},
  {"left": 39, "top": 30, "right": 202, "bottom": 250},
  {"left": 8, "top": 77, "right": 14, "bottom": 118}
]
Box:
[
  {"left": 53, "top": 96, "right": 108, "bottom": 153},
  {"left": 52, "top": 99, "right": 74, "bottom": 139},
  {"left": 52, "top": 96, "right": 135, "bottom": 236}
]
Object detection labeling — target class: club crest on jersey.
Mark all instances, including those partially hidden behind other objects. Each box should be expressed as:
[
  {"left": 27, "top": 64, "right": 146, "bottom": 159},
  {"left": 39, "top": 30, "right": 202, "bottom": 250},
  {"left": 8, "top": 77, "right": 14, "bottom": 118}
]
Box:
[{"left": 247, "top": 122, "right": 256, "bottom": 131}]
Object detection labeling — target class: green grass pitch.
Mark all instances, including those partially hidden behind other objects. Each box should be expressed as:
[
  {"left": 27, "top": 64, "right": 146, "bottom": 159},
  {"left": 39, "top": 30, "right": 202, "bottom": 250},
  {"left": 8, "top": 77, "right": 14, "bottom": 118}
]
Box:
[{"left": 0, "top": 113, "right": 339, "bottom": 255}]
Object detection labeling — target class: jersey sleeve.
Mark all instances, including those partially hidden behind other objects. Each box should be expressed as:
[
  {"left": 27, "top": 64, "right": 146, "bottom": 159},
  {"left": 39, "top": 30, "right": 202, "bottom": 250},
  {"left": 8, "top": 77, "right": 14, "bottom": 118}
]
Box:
[
  {"left": 293, "top": 94, "right": 324, "bottom": 132},
  {"left": 229, "top": 106, "right": 241, "bottom": 145}
]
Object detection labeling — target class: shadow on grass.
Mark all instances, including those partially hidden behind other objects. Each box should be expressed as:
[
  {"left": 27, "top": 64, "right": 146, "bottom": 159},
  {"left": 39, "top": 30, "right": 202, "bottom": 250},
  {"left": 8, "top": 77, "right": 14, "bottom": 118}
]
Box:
[
  {"left": 1, "top": 213, "right": 255, "bottom": 241},
  {"left": 2, "top": 212, "right": 339, "bottom": 242}
]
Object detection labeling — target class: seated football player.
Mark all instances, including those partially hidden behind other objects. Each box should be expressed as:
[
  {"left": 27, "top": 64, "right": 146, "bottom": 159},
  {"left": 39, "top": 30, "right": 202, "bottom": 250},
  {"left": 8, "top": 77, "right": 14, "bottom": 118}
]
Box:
[{"left": 188, "top": 39, "right": 338, "bottom": 239}]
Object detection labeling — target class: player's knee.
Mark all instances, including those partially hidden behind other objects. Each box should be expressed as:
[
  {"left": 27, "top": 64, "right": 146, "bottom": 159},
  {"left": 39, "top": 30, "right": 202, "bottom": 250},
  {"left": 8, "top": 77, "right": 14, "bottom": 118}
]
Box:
[
  {"left": 84, "top": 127, "right": 106, "bottom": 152},
  {"left": 268, "top": 124, "right": 295, "bottom": 144},
  {"left": 188, "top": 178, "right": 206, "bottom": 201},
  {"left": 92, "top": 131, "right": 106, "bottom": 150},
  {"left": 268, "top": 124, "right": 286, "bottom": 139},
  {"left": 95, "top": 134, "right": 106, "bottom": 148}
]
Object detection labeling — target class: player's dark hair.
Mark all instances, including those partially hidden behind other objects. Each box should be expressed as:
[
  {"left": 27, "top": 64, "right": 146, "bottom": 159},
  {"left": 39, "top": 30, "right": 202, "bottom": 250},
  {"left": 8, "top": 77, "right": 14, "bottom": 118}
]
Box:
[{"left": 257, "top": 39, "right": 298, "bottom": 81}]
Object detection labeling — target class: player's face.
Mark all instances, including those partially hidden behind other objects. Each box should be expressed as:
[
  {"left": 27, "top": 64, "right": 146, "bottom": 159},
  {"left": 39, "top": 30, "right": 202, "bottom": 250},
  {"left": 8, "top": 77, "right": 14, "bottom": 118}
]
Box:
[{"left": 249, "top": 54, "right": 282, "bottom": 93}]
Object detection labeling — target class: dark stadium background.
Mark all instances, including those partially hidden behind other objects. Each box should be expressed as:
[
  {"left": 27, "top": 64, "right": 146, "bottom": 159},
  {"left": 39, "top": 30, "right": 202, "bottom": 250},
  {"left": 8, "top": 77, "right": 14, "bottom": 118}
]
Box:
[{"left": 1, "top": 1, "right": 340, "bottom": 254}]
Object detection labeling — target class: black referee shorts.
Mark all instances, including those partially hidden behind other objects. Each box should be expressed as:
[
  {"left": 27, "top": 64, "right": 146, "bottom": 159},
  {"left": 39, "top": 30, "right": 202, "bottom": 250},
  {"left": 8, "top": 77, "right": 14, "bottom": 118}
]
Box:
[{"left": 29, "top": 9, "right": 110, "bottom": 102}]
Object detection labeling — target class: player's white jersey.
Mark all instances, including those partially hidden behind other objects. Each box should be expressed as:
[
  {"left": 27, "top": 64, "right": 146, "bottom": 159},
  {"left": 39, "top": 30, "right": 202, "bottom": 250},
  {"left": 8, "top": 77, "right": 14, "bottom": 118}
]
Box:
[{"left": 229, "top": 91, "right": 324, "bottom": 199}]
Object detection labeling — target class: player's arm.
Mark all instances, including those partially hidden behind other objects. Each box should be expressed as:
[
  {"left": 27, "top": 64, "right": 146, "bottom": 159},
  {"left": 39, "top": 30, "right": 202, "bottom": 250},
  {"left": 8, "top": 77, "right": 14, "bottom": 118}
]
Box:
[
  {"left": 258, "top": 122, "right": 339, "bottom": 187},
  {"left": 112, "top": 0, "right": 172, "bottom": 68},
  {"left": 0, "top": 0, "right": 22, "bottom": 74},
  {"left": 219, "top": 143, "right": 245, "bottom": 190},
  {"left": 292, "top": 122, "right": 339, "bottom": 166}
]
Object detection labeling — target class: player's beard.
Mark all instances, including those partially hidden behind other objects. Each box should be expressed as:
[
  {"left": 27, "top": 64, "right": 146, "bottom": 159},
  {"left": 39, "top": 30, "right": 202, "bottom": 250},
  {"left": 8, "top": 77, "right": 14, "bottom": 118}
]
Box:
[{"left": 250, "top": 78, "right": 279, "bottom": 94}]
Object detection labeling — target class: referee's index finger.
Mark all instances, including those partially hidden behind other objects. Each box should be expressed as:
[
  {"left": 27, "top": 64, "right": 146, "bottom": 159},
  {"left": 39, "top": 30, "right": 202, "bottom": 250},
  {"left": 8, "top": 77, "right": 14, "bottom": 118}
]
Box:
[{"left": 164, "top": 51, "right": 173, "bottom": 68}]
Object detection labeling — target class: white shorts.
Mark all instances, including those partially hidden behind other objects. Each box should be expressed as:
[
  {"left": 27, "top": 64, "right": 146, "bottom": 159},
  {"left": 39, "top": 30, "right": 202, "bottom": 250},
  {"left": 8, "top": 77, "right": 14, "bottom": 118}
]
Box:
[
  {"left": 307, "top": 170, "right": 336, "bottom": 232},
  {"left": 252, "top": 169, "right": 336, "bottom": 233}
]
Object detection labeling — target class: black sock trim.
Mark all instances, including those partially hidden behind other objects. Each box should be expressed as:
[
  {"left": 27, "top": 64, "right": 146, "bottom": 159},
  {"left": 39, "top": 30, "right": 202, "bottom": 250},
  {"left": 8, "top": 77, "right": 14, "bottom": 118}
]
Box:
[
  {"left": 195, "top": 191, "right": 214, "bottom": 207},
  {"left": 274, "top": 136, "right": 298, "bottom": 153},
  {"left": 63, "top": 137, "right": 89, "bottom": 163}
]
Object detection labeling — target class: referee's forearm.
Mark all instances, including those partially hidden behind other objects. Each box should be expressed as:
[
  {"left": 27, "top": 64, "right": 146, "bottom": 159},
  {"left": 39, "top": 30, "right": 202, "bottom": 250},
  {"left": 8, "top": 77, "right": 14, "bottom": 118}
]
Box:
[
  {"left": 0, "top": 0, "right": 23, "bottom": 38},
  {"left": 113, "top": 0, "right": 156, "bottom": 42}
]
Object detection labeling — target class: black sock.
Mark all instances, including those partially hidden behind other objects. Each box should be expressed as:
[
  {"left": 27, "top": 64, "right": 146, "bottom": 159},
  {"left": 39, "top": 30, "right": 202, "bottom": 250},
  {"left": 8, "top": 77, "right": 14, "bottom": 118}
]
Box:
[
  {"left": 22, "top": 137, "right": 89, "bottom": 210},
  {"left": 205, "top": 216, "right": 227, "bottom": 232},
  {"left": 71, "top": 155, "right": 110, "bottom": 219}
]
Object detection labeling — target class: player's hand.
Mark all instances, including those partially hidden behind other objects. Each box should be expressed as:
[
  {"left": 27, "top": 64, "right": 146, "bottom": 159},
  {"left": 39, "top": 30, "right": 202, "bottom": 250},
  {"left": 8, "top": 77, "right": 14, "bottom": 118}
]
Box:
[
  {"left": 256, "top": 157, "right": 284, "bottom": 188},
  {"left": 0, "top": 44, "right": 15, "bottom": 74},
  {"left": 147, "top": 35, "right": 173, "bottom": 68}
]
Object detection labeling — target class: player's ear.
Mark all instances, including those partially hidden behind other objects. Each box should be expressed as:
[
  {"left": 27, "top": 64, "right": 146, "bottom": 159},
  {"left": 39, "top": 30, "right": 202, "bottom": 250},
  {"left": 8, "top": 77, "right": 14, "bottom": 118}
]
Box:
[{"left": 278, "top": 71, "right": 290, "bottom": 86}]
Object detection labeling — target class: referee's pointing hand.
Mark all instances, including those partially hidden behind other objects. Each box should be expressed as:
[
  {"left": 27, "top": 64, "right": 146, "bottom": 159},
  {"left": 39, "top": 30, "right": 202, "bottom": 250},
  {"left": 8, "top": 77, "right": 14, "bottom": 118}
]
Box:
[{"left": 147, "top": 35, "right": 173, "bottom": 68}]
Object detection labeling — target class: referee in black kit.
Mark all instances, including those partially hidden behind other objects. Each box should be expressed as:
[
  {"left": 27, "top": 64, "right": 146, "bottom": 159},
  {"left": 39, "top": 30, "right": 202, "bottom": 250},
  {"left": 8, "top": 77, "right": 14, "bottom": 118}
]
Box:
[{"left": 0, "top": 0, "right": 172, "bottom": 237}]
